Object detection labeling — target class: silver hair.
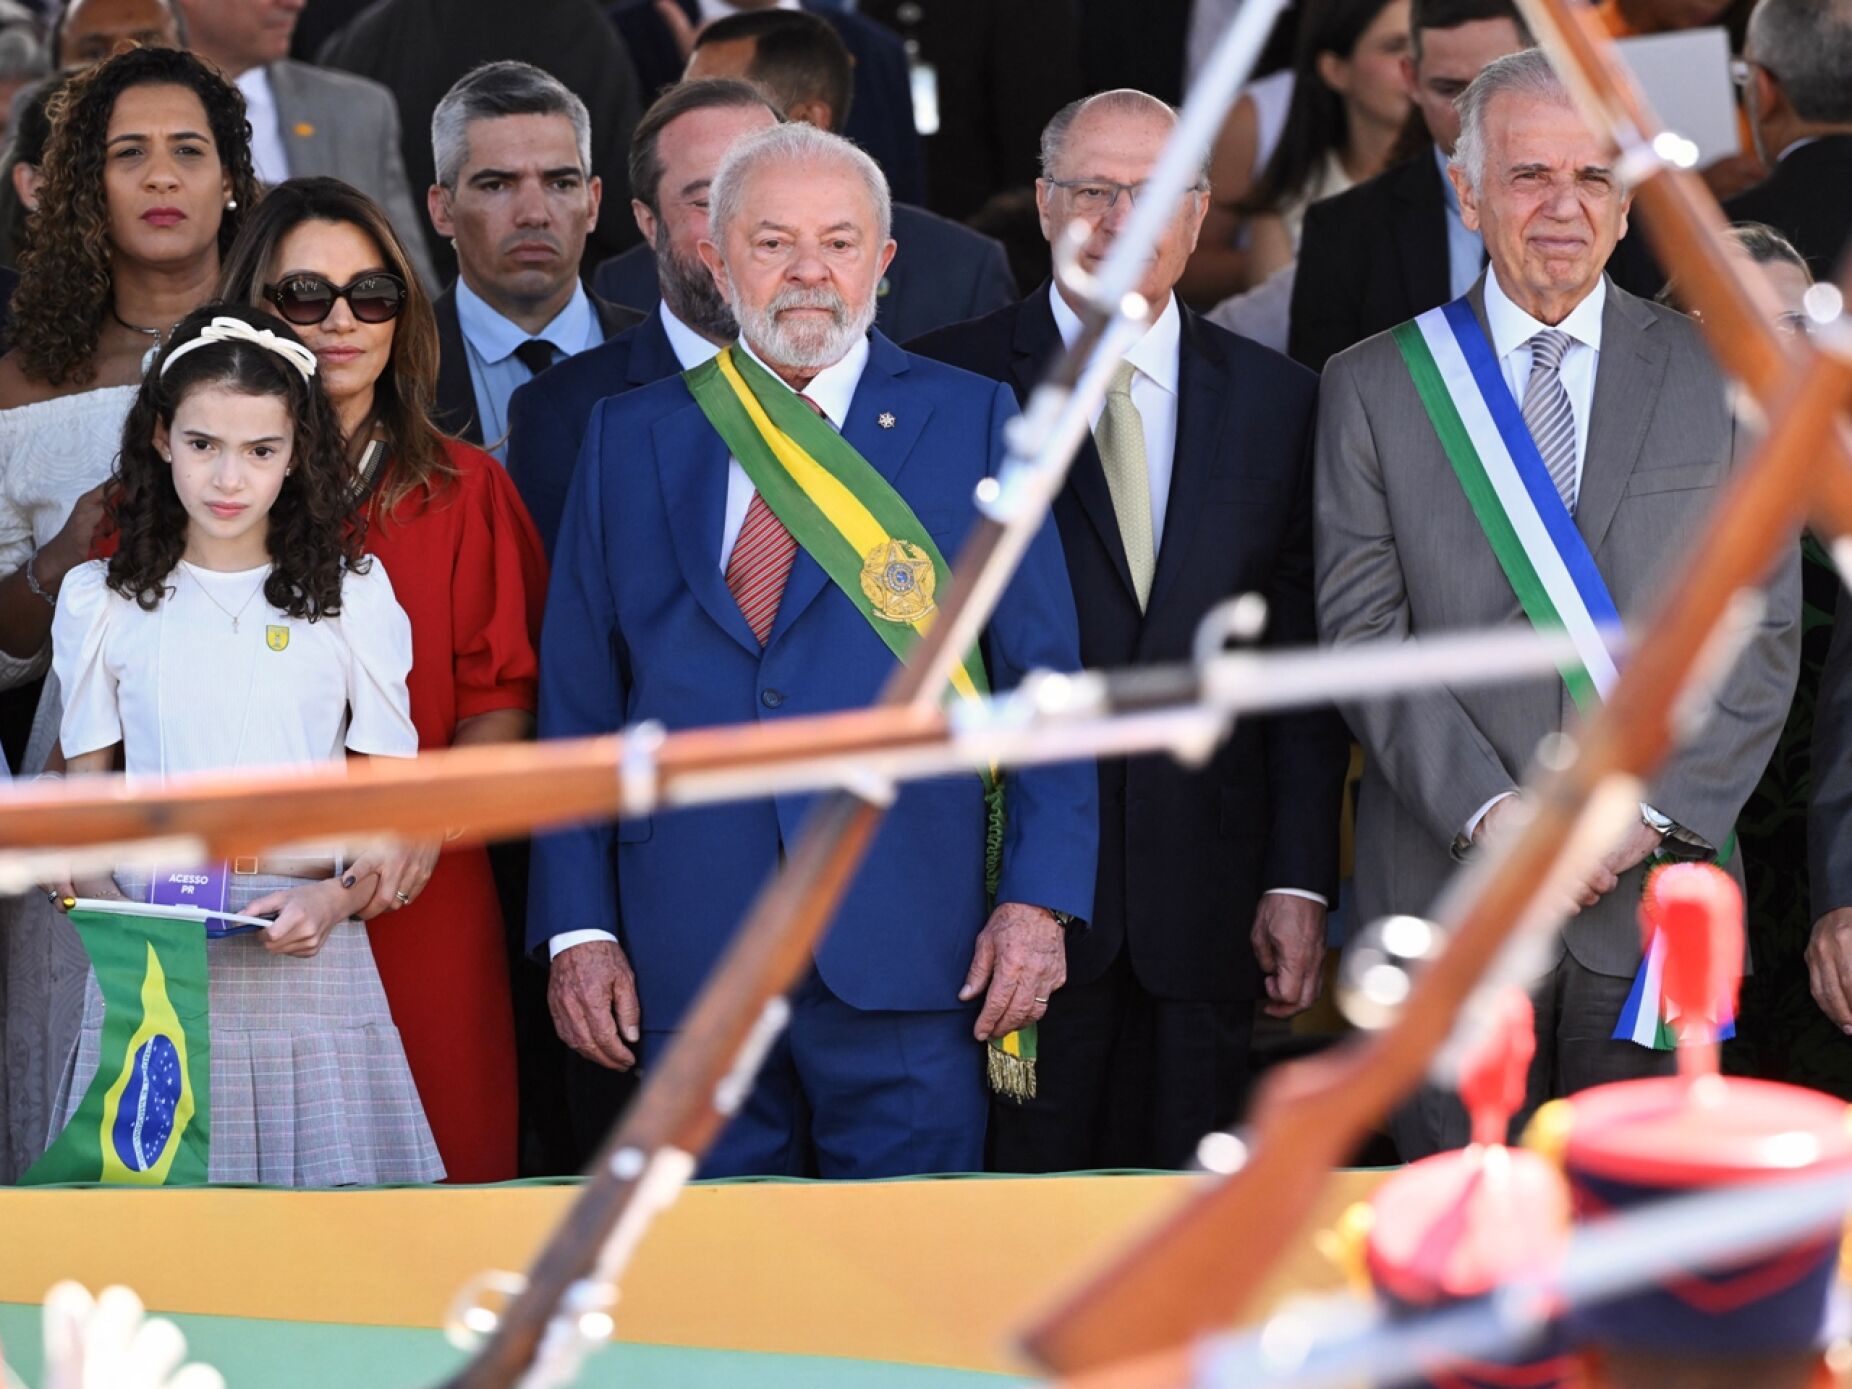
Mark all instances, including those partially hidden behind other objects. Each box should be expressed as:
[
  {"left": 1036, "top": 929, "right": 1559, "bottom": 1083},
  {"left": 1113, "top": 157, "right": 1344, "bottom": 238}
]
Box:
[
  {"left": 707, "top": 121, "right": 892, "bottom": 248},
  {"left": 1747, "top": 0, "right": 1852, "bottom": 123},
  {"left": 1039, "top": 88, "right": 1211, "bottom": 188},
  {"left": 1449, "top": 47, "right": 1572, "bottom": 196},
  {"left": 432, "top": 60, "right": 593, "bottom": 190}
]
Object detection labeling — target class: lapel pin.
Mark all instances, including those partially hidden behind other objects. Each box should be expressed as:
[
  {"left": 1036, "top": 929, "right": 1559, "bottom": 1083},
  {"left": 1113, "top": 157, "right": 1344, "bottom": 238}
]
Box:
[
  {"left": 292, "top": 122, "right": 316, "bottom": 138},
  {"left": 878, "top": 411, "right": 896, "bottom": 430}
]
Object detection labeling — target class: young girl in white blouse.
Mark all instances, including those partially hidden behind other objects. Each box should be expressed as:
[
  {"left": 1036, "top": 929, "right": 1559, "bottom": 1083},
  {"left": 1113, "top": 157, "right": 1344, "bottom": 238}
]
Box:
[{"left": 44, "top": 305, "right": 442, "bottom": 1185}]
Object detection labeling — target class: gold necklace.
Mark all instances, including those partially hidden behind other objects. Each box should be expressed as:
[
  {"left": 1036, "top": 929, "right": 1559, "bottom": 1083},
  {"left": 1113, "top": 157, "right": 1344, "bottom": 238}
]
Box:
[{"left": 184, "top": 564, "right": 269, "bottom": 633}]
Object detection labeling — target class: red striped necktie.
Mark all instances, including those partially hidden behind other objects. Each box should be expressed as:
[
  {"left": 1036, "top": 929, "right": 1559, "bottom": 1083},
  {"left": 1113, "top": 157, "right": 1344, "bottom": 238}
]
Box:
[{"left": 725, "top": 391, "right": 824, "bottom": 645}]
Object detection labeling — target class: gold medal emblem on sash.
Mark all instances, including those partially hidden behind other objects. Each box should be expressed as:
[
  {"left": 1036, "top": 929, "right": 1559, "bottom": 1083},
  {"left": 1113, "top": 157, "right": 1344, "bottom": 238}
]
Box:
[
  {"left": 859, "top": 539, "right": 936, "bottom": 623},
  {"left": 265, "top": 625, "right": 289, "bottom": 652}
]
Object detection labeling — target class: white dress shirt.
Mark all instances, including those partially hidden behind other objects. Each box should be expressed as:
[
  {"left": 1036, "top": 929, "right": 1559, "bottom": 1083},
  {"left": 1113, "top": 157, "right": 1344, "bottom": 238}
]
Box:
[
  {"left": 549, "top": 317, "right": 874, "bottom": 957},
  {"left": 1482, "top": 267, "right": 1605, "bottom": 493},
  {"left": 1048, "top": 283, "right": 1180, "bottom": 548},
  {"left": 235, "top": 66, "right": 291, "bottom": 188},
  {"left": 1052, "top": 283, "right": 1325, "bottom": 911},
  {"left": 1464, "top": 270, "right": 1607, "bottom": 839}
]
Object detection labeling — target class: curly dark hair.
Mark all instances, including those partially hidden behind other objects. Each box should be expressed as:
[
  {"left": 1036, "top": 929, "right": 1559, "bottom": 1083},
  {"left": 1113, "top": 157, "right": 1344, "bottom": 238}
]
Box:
[
  {"left": 11, "top": 46, "right": 259, "bottom": 387},
  {"left": 217, "top": 177, "right": 455, "bottom": 520},
  {"left": 107, "top": 303, "right": 363, "bottom": 620}
]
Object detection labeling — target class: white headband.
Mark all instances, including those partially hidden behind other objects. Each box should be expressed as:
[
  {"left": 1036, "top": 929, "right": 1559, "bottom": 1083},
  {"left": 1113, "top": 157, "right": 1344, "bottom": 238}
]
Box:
[{"left": 158, "top": 316, "right": 319, "bottom": 383}]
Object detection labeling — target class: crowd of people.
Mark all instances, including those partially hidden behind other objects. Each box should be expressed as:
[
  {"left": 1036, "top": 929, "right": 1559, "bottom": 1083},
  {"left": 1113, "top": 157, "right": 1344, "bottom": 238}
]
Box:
[{"left": 0, "top": 0, "right": 1845, "bottom": 1188}]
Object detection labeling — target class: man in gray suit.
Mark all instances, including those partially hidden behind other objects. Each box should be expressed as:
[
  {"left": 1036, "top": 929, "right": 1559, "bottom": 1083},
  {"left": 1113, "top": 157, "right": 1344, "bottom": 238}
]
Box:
[
  {"left": 173, "top": 0, "right": 436, "bottom": 288},
  {"left": 1315, "top": 49, "right": 1798, "bottom": 1155}
]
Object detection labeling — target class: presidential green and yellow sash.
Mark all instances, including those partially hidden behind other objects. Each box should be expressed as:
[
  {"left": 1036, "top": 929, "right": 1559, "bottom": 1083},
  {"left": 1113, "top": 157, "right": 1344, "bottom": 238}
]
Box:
[
  {"left": 23, "top": 907, "right": 211, "bottom": 1185},
  {"left": 684, "top": 345, "right": 1035, "bottom": 1099}
]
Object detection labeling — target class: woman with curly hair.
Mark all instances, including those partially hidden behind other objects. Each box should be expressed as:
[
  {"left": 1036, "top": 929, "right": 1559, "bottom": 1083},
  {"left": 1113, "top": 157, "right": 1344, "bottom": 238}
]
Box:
[
  {"left": 0, "top": 44, "right": 256, "bottom": 1181},
  {"left": 42, "top": 303, "right": 442, "bottom": 1185},
  {"left": 218, "top": 177, "right": 546, "bottom": 1183}
]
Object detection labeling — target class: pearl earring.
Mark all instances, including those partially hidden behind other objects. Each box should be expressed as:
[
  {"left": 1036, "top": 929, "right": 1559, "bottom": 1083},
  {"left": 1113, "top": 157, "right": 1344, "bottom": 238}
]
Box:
[{"left": 226, "top": 197, "right": 237, "bottom": 210}]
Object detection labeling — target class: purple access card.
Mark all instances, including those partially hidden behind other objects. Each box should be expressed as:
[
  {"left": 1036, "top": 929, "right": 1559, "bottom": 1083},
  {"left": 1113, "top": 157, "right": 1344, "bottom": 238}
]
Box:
[{"left": 145, "top": 862, "right": 255, "bottom": 937}]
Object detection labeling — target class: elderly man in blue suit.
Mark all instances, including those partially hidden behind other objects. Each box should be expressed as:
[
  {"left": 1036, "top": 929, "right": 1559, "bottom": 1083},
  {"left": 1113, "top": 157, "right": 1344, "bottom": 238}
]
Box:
[{"left": 531, "top": 120, "right": 1096, "bottom": 1177}]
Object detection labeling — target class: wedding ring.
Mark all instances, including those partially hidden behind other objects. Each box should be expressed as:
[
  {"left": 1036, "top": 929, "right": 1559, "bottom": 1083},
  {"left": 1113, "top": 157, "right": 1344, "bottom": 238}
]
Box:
[
  {"left": 394, "top": 891, "right": 412, "bottom": 906},
  {"left": 1033, "top": 996, "right": 1050, "bottom": 1004},
  {"left": 44, "top": 889, "right": 59, "bottom": 905}
]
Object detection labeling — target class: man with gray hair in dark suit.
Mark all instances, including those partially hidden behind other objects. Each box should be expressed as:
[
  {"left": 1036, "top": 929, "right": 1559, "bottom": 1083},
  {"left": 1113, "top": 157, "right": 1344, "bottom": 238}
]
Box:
[{"left": 1315, "top": 48, "right": 1798, "bottom": 1156}]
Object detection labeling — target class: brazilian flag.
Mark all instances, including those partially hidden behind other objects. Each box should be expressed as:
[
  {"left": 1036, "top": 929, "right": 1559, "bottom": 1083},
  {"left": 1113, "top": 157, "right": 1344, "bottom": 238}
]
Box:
[{"left": 22, "top": 908, "right": 210, "bottom": 1184}]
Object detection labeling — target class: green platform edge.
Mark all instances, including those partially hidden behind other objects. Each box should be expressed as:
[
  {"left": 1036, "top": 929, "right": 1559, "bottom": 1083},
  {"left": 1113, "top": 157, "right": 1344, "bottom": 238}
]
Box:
[{"left": 0, "top": 1304, "right": 1027, "bottom": 1388}]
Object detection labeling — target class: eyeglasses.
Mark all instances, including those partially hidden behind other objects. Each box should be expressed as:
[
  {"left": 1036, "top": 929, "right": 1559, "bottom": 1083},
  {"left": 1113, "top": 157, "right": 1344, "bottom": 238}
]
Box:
[
  {"left": 1729, "top": 57, "right": 1775, "bottom": 90},
  {"left": 1044, "top": 177, "right": 1208, "bottom": 216},
  {"left": 261, "top": 271, "right": 408, "bottom": 326}
]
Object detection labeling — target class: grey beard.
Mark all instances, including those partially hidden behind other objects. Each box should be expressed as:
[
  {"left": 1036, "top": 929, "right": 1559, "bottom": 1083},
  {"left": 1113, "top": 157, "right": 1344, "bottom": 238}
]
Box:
[
  {"left": 655, "top": 230, "right": 737, "bottom": 341},
  {"left": 727, "top": 283, "right": 878, "bottom": 370}
]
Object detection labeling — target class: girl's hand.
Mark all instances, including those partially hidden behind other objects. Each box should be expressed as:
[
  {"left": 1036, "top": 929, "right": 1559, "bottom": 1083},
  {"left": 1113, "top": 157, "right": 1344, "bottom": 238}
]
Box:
[
  {"left": 341, "top": 838, "right": 442, "bottom": 920},
  {"left": 247, "top": 879, "right": 365, "bottom": 958},
  {"left": 41, "top": 873, "right": 127, "bottom": 909}
]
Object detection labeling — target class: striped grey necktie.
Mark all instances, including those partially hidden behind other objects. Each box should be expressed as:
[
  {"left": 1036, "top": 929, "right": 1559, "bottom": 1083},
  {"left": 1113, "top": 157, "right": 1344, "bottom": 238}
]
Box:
[{"left": 1521, "top": 328, "right": 1578, "bottom": 513}]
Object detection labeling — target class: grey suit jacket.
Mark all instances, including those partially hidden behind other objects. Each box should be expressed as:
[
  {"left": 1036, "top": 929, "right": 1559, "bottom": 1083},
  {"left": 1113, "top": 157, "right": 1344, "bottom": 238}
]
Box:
[
  {"left": 266, "top": 59, "right": 437, "bottom": 291},
  {"left": 1315, "top": 276, "right": 1799, "bottom": 977}
]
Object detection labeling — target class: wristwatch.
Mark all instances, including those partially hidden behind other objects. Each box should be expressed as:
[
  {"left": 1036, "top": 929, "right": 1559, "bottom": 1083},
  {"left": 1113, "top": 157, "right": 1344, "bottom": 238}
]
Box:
[
  {"left": 1640, "top": 803, "right": 1713, "bottom": 859},
  {"left": 1049, "top": 908, "right": 1079, "bottom": 930}
]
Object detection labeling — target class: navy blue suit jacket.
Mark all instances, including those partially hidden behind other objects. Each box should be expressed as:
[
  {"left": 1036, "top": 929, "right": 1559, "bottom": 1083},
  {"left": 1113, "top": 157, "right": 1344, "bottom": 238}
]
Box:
[
  {"left": 911, "top": 290, "right": 1348, "bottom": 1001},
  {"left": 506, "top": 309, "right": 683, "bottom": 558},
  {"left": 529, "top": 330, "right": 1097, "bottom": 1028},
  {"left": 606, "top": 0, "right": 926, "bottom": 206},
  {"left": 592, "top": 203, "right": 1016, "bottom": 346}
]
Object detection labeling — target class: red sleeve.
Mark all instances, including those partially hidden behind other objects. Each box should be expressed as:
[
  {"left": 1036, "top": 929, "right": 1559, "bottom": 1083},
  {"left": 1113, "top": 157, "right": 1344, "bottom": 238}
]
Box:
[{"left": 446, "top": 440, "right": 550, "bottom": 722}]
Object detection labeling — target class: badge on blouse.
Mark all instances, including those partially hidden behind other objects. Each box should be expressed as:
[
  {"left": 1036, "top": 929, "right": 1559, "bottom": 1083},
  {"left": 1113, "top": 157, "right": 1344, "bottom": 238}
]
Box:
[
  {"left": 859, "top": 540, "right": 936, "bottom": 623},
  {"left": 265, "top": 625, "right": 289, "bottom": 652}
]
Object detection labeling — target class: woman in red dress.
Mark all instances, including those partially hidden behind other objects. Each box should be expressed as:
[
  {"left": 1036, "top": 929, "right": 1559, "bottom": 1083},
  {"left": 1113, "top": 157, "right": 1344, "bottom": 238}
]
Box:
[{"left": 219, "top": 178, "right": 544, "bottom": 1182}]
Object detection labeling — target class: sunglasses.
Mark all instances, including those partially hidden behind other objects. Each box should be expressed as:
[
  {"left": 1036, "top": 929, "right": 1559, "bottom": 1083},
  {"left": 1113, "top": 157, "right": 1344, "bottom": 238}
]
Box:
[{"left": 261, "top": 271, "right": 408, "bottom": 326}]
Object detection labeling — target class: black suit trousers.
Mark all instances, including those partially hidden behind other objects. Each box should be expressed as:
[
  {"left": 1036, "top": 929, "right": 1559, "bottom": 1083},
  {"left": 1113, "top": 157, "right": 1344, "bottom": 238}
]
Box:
[{"left": 989, "top": 945, "right": 1254, "bottom": 1172}]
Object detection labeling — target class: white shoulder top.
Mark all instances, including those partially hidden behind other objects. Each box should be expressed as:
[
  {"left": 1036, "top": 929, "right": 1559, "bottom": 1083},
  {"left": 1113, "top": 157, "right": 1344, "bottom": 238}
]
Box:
[{"left": 52, "top": 556, "right": 418, "bottom": 779}]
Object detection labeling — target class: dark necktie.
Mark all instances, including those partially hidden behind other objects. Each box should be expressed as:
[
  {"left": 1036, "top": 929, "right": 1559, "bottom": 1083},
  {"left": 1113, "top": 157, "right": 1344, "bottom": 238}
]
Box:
[{"left": 513, "top": 338, "right": 558, "bottom": 377}]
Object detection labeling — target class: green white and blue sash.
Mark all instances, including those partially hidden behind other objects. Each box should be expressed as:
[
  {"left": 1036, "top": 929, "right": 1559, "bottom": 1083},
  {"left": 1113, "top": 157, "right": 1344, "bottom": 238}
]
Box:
[
  {"left": 1393, "top": 295, "right": 1727, "bottom": 1051},
  {"left": 1390, "top": 297, "right": 1622, "bottom": 711}
]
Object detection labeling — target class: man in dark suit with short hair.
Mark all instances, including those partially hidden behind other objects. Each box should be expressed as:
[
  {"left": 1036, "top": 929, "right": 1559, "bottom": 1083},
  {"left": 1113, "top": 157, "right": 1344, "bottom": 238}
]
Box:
[
  {"left": 427, "top": 61, "right": 642, "bottom": 453},
  {"left": 1725, "top": 0, "right": 1852, "bottom": 278},
  {"left": 508, "top": 79, "right": 779, "bottom": 569},
  {"left": 1287, "top": 0, "right": 1531, "bottom": 373},
  {"left": 605, "top": 0, "right": 925, "bottom": 205},
  {"left": 317, "top": 0, "right": 645, "bottom": 285},
  {"left": 912, "top": 90, "right": 1349, "bottom": 1171},
  {"left": 591, "top": 10, "right": 1016, "bottom": 349}
]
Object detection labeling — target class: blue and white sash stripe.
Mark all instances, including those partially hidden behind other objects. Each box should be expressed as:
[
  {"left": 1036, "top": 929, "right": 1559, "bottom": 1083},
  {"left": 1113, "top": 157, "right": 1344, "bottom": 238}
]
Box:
[{"left": 1420, "top": 298, "right": 1624, "bottom": 698}]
